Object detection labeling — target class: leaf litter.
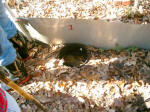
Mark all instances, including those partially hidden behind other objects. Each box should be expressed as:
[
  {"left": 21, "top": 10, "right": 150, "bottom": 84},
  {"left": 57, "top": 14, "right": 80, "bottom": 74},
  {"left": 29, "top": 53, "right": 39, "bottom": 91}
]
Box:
[
  {"left": 8, "top": 43, "right": 150, "bottom": 112},
  {"left": 6, "top": 0, "right": 150, "bottom": 111},
  {"left": 7, "top": 0, "right": 150, "bottom": 24}
]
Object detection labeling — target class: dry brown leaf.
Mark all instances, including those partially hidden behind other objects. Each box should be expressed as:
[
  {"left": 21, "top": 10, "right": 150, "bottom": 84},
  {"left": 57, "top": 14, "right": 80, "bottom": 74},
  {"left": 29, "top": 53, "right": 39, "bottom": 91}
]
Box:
[{"left": 9, "top": 43, "right": 150, "bottom": 112}]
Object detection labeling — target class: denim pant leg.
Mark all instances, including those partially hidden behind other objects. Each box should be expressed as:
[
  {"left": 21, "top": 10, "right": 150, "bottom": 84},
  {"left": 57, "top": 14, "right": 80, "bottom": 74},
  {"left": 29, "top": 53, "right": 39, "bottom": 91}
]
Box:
[
  {"left": 0, "top": 26, "right": 16, "bottom": 66},
  {"left": 4, "top": 90, "right": 21, "bottom": 112},
  {"left": 0, "top": 0, "right": 17, "bottom": 39}
]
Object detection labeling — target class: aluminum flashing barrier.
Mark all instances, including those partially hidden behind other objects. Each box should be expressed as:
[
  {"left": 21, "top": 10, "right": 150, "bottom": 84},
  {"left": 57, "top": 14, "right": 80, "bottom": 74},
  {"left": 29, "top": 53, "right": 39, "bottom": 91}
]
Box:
[
  {"left": 4, "top": 2, "right": 150, "bottom": 49},
  {"left": 16, "top": 18, "right": 150, "bottom": 49}
]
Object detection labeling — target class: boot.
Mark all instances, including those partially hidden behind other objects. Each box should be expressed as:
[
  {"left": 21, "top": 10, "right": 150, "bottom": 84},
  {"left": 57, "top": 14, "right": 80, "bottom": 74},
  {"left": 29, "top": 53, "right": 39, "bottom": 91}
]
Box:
[
  {"left": 0, "top": 66, "right": 19, "bottom": 91},
  {"left": 10, "top": 31, "right": 31, "bottom": 60}
]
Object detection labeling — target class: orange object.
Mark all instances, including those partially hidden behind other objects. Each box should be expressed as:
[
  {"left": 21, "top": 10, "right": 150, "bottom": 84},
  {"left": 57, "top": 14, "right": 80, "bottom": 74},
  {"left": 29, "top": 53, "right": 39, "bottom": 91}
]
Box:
[
  {"left": 69, "top": 24, "right": 73, "bottom": 30},
  {"left": 7, "top": 74, "right": 31, "bottom": 92},
  {"left": 0, "top": 67, "right": 48, "bottom": 112},
  {"left": 23, "top": 56, "right": 30, "bottom": 61},
  {"left": 18, "top": 73, "right": 31, "bottom": 85}
]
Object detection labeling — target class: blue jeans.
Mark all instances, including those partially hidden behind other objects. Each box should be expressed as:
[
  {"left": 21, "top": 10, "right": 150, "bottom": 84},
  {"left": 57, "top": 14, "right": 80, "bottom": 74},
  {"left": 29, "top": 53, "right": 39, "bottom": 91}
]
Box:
[{"left": 0, "top": 0, "right": 17, "bottom": 66}]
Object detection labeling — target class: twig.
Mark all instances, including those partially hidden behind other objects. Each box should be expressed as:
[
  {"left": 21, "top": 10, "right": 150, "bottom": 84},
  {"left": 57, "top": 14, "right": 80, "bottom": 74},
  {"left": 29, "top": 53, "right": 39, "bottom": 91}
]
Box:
[{"left": 0, "top": 66, "right": 48, "bottom": 112}]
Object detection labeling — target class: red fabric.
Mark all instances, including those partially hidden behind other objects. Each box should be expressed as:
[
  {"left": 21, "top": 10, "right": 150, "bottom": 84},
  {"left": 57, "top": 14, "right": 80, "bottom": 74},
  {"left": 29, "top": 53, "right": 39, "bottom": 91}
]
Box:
[{"left": 0, "top": 88, "right": 7, "bottom": 112}]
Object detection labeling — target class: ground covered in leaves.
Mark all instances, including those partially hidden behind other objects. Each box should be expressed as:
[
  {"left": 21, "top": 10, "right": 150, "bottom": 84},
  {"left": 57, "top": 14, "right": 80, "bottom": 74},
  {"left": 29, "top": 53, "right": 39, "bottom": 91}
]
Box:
[
  {"left": 9, "top": 43, "right": 150, "bottom": 112},
  {"left": 7, "top": 0, "right": 150, "bottom": 24}
]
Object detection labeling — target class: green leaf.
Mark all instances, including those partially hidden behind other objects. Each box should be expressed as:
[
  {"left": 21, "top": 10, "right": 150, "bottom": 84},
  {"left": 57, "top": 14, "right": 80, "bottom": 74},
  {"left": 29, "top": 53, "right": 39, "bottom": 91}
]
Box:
[
  {"left": 131, "top": 46, "right": 136, "bottom": 53},
  {"left": 99, "top": 48, "right": 104, "bottom": 52},
  {"left": 115, "top": 43, "right": 122, "bottom": 52}
]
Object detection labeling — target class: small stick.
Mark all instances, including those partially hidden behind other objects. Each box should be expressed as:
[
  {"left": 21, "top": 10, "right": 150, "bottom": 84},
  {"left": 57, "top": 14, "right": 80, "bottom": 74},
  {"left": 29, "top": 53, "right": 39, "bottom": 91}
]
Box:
[{"left": 0, "top": 67, "right": 48, "bottom": 112}]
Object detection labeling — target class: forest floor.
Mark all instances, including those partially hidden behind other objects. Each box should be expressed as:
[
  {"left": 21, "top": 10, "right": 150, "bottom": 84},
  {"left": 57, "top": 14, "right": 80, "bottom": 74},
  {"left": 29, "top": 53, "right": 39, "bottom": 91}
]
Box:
[{"left": 9, "top": 43, "right": 150, "bottom": 112}]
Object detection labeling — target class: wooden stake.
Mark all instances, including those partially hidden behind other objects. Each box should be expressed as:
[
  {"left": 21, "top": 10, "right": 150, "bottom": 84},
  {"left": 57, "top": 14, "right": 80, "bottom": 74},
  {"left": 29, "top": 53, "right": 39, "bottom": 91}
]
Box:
[{"left": 0, "top": 67, "right": 48, "bottom": 112}]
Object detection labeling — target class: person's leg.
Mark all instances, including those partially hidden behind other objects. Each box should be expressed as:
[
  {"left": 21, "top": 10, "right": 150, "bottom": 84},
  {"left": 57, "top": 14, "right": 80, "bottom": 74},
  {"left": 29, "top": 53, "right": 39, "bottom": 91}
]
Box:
[
  {"left": 0, "top": 27, "right": 30, "bottom": 85},
  {"left": 4, "top": 90, "right": 21, "bottom": 112},
  {"left": 0, "top": 26, "right": 16, "bottom": 66},
  {"left": 0, "top": 4, "right": 30, "bottom": 85},
  {"left": 0, "top": 0, "right": 17, "bottom": 39},
  {"left": 0, "top": 1, "right": 30, "bottom": 59},
  {"left": 0, "top": 26, "right": 18, "bottom": 90}
]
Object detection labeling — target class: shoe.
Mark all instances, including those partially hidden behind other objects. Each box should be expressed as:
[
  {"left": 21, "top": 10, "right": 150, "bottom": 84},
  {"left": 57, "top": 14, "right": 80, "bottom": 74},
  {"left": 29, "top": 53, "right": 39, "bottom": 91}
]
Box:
[
  {"left": 0, "top": 67, "right": 19, "bottom": 91},
  {"left": 0, "top": 83, "right": 11, "bottom": 91},
  {"left": 10, "top": 31, "right": 31, "bottom": 60}
]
